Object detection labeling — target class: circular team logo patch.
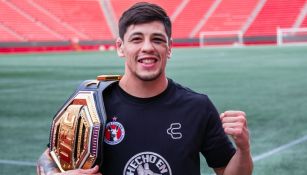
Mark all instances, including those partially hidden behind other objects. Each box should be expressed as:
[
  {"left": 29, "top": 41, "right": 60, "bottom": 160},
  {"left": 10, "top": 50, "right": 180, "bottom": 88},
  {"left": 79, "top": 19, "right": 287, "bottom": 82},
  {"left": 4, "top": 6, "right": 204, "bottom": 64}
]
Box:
[
  {"left": 104, "top": 117, "right": 125, "bottom": 145},
  {"left": 124, "top": 152, "right": 172, "bottom": 175}
]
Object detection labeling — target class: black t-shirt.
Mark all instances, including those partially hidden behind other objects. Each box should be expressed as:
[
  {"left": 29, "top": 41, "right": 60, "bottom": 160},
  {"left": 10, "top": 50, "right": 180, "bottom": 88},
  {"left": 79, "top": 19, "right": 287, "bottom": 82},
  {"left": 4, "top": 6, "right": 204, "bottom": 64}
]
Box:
[{"left": 101, "top": 79, "right": 235, "bottom": 175}]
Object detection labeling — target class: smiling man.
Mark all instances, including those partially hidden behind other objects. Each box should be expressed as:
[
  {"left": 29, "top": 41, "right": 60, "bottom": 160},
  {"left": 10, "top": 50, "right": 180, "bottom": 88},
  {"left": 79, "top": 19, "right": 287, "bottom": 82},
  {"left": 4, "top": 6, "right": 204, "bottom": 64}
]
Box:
[
  {"left": 37, "top": 2, "right": 253, "bottom": 175},
  {"left": 116, "top": 20, "right": 171, "bottom": 98}
]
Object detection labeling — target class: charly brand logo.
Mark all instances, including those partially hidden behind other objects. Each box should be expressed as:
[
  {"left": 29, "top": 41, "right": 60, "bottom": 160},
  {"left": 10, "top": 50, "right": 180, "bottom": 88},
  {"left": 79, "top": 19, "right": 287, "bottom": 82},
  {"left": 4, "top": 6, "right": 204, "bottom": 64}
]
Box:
[
  {"left": 104, "top": 117, "right": 125, "bottom": 145},
  {"left": 123, "top": 152, "right": 172, "bottom": 175},
  {"left": 167, "top": 123, "right": 182, "bottom": 139}
]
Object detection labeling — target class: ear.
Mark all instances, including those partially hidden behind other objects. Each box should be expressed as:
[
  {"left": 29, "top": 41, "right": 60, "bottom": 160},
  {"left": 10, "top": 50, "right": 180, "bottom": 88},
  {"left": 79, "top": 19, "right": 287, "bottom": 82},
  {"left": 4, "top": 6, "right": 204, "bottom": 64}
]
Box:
[
  {"left": 167, "top": 38, "right": 173, "bottom": 59},
  {"left": 116, "top": 38, "right": 125, "bottom": 57}
]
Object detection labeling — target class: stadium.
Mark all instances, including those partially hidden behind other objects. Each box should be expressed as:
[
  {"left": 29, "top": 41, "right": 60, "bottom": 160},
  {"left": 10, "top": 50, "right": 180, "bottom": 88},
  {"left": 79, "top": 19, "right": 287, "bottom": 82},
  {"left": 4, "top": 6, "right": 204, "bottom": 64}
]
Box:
[{"left": 0, "top": 0, "right": 306, "bottom": 174}]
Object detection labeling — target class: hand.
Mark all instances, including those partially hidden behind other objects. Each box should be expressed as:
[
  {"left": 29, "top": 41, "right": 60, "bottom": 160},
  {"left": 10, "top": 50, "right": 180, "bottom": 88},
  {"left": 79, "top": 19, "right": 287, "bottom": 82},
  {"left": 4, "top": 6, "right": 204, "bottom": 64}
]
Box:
[
  {"left": 54, "top": 165, "right": 102, "bottom": 175},
  {"left": 220, "top": 111, "right": 250, "bottom": 152}
]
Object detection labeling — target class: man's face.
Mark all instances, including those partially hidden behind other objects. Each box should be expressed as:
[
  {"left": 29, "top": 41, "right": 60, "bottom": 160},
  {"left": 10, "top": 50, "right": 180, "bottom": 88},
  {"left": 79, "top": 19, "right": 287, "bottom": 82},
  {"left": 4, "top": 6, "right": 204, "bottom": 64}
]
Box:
[{"left": 117, "top": 21, "right": 171, "bottom": 81}]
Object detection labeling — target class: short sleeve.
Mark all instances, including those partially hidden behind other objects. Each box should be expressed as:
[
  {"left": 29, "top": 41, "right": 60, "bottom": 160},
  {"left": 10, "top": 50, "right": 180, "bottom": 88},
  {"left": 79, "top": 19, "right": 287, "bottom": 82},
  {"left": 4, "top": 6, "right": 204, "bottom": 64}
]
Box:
[{"left": 200, "top": 99, "right": 236, "bottom": 168}]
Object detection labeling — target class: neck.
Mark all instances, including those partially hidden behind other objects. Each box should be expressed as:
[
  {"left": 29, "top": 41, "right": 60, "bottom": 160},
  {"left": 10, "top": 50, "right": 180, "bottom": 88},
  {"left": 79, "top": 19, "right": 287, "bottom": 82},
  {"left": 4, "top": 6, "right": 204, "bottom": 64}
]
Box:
[{"left": 119, "top": 75, "right": 168, "bottom": 98}]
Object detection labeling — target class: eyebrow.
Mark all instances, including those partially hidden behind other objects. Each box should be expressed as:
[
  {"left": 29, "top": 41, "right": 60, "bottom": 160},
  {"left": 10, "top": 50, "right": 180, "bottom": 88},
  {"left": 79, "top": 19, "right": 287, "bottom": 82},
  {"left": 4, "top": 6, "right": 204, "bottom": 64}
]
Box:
[
  {"left": 152, "top": 33, "right": 167, "bottom": 39},
  {"left": 128, "top": 32, "right": 167, "bottom": 39}
]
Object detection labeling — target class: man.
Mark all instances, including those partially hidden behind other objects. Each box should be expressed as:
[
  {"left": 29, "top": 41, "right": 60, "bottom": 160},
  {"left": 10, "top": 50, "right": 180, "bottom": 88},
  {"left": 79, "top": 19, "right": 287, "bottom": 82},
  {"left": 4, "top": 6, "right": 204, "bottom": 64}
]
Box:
[{"left": 37, "top": 2, "right": 253, "bottom": 175}]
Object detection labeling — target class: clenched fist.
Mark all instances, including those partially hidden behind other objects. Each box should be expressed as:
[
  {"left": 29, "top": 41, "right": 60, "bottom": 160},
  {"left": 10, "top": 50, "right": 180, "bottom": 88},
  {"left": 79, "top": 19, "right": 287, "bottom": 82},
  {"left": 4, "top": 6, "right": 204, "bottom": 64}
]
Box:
[{"left": 220, "top": 111, "right": 250, "bottom": 152}]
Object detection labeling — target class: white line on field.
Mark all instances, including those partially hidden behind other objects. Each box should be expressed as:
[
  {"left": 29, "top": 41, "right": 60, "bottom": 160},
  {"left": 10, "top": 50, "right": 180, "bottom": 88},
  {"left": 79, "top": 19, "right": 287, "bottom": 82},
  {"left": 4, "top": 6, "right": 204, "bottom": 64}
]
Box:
[
  {"left": 253, "top": 134, "right": 307, "bottom": 162},
  {"left": 0, "top": 159, "right": 36, "bottom": 166},
  {"left": 0, "top": 80, "right": 79, "bottom": 93},
  {"left": 204, "top": 135, "right": 307, "bottom": 175},
  {"left": 1, "top": 135, "right": 307, "bottom": 168}
]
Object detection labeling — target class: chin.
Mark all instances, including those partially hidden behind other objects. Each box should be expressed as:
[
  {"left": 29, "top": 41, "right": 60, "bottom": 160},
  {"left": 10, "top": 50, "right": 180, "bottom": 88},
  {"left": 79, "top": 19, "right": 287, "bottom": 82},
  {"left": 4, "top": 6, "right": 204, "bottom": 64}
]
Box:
[{"left": 136, "top": 72, "right": 162, "bottom": 81}]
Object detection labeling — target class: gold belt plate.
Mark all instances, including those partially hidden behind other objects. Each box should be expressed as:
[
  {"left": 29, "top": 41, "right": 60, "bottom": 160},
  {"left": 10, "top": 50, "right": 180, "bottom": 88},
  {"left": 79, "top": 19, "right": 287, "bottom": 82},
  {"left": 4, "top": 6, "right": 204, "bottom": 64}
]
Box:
[{"left": 49, "top": 91, "right": 101, "bottom": 172}]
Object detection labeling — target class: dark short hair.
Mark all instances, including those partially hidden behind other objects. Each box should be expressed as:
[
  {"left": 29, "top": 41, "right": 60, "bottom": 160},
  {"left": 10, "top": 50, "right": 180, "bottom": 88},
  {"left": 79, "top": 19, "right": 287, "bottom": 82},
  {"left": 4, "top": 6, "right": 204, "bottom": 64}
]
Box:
[{"left": 118, "top": 2, "right": 172, "bottom": 40}]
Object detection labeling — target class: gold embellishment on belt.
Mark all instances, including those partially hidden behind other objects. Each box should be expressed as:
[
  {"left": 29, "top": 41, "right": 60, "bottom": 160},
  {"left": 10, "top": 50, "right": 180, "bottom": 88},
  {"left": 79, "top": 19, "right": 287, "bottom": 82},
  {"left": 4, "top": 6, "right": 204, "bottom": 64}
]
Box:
[{"left": 50, "top": 91, "right": 101, "bottom": 172}]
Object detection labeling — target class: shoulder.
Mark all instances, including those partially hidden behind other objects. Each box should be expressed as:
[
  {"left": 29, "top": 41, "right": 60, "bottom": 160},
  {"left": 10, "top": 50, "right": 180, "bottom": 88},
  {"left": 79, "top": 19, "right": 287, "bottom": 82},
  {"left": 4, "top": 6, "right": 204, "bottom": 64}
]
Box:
[
  {"left": 170, "top": 79, "right": 210, "bottom": 103},
  {"left": 101, "top": 81, "right": 120, "bottom": 99},
  {"left": 168, "top": 79, "right": 217, "bottom": 113}
]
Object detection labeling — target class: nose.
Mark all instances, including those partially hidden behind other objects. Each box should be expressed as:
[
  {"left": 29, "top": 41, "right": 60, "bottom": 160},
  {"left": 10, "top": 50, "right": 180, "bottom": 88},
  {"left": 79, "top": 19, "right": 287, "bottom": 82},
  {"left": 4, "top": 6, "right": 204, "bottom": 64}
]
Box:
[{"left": 141, "top": 39, "right": 154, "bottom": 53}]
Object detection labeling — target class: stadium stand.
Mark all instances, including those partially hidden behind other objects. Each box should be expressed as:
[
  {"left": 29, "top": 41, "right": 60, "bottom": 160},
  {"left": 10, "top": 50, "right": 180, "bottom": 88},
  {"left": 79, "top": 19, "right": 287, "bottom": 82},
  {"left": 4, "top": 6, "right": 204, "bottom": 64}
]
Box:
[
  {"left": 109, "top": 0, "right": 180, "bottom": 22},
  {"left": 0, "top": 0, "right": 306, "bottom": 53},
  {"left": 302, "top": 17, "right": 307, "bottom": 27},
  {"left": 299, "top": 2, "right": 307, "bottom": 28},
  {"left": 0, "top": 0, "right": 62, "bottom": 41},
  {"left": 0, "top": 23, "right": 26, "bottom": 42},
  {"left": 172, "top": 0, "right": 215, "bottom": 39},
  {"left": 32, "top": 0, "right": 112, "bottom": 40},
  {"left": 195, "top": 0, "right": 259, "bottom": 36},
  {"left": 244, "top": 0, "right": 307, "bottom": 44},
  {"left": 9, "top": 0, "right": 87, "bottom": 41}
]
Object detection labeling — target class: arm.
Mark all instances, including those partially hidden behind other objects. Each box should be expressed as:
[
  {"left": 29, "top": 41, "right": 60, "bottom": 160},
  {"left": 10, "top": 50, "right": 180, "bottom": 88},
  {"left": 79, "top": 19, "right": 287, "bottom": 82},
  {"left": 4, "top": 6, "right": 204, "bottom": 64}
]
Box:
[
  {"left": 214, "top": 111, "right": 253, "bottom": 175},
  {"left": 36, "top": 148, "right": 102, "bottom": 175}
]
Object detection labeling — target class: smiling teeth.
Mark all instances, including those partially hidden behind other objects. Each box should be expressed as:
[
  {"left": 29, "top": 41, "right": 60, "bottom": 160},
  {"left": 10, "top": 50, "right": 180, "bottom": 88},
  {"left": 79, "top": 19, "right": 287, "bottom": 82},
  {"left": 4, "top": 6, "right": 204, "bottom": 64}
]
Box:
[{"left": 140, "top": 59, "right": 156, "bottom": 63}]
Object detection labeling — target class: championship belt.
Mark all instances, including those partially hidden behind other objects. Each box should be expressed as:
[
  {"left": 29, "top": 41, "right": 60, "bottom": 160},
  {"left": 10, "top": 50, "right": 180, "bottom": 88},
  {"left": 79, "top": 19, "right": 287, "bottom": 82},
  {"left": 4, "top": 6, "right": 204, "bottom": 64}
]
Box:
[{"left": 49, "top": 75, "right": 121, "bottom": 172}]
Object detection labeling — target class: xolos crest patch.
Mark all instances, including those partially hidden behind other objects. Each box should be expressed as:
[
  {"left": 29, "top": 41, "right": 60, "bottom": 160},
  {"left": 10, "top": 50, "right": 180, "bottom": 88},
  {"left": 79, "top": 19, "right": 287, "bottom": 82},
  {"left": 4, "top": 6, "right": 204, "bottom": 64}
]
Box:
[{"left": 104, "top": 117, "right": 125, "bottom": 145}]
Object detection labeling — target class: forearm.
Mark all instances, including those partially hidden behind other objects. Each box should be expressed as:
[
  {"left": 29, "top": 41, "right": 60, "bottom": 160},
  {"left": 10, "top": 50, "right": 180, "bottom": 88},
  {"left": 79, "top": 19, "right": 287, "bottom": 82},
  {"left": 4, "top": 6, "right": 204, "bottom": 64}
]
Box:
[
  {"left": 37, "top": 148, "right": 61, "bottom": 175},
  {"left": 219, "top": 111, "right": 253, "bottom": 175},
  {"left": 223, "top": 149, "right": 253, "bottom": 175}
]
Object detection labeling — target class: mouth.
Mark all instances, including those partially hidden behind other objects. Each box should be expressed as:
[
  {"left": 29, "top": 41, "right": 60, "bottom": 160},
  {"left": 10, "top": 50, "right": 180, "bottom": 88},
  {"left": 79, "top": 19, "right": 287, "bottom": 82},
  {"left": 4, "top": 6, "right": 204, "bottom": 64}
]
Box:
[{"left": 137, "top": 57, "right": 158, "bottom": 64}]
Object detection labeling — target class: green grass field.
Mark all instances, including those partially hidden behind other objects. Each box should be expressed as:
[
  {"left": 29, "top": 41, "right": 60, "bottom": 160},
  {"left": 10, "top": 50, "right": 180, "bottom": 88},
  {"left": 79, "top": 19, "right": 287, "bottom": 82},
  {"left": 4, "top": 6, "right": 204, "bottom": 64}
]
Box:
[{"left": 1, "top": 45, "right": 307, "bottom": 175}]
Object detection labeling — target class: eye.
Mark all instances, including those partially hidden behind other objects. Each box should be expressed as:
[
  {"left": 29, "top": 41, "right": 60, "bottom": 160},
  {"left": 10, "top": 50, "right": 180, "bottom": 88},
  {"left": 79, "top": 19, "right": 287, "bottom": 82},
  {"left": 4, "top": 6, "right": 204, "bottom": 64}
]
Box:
[
  {"left": 129, "top": 37, "right": 142, "bottom": 43},
  {"left": 153, "top": 37, "right": 166, "bottom": 44}
]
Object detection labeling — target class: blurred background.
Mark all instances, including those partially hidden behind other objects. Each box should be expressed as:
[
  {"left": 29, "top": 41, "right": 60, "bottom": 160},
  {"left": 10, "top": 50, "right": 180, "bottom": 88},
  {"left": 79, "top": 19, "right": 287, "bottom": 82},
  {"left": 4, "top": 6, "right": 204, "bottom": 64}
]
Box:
[
  {"left": 0, "top": 0, "right": 307, "bottom": 174},
  {"left": 1, "top": 0, "right": 307, "bottom": 52}
]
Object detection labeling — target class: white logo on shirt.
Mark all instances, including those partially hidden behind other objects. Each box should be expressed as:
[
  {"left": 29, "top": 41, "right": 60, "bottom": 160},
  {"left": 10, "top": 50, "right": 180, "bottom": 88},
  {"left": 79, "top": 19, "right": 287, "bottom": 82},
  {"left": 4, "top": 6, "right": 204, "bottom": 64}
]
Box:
[
  {"left": 167, "top": 123, "right": 182, "bottom": 139},
  {"left": 123, "top": 152, "right": 172, "bottom": 175}
]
